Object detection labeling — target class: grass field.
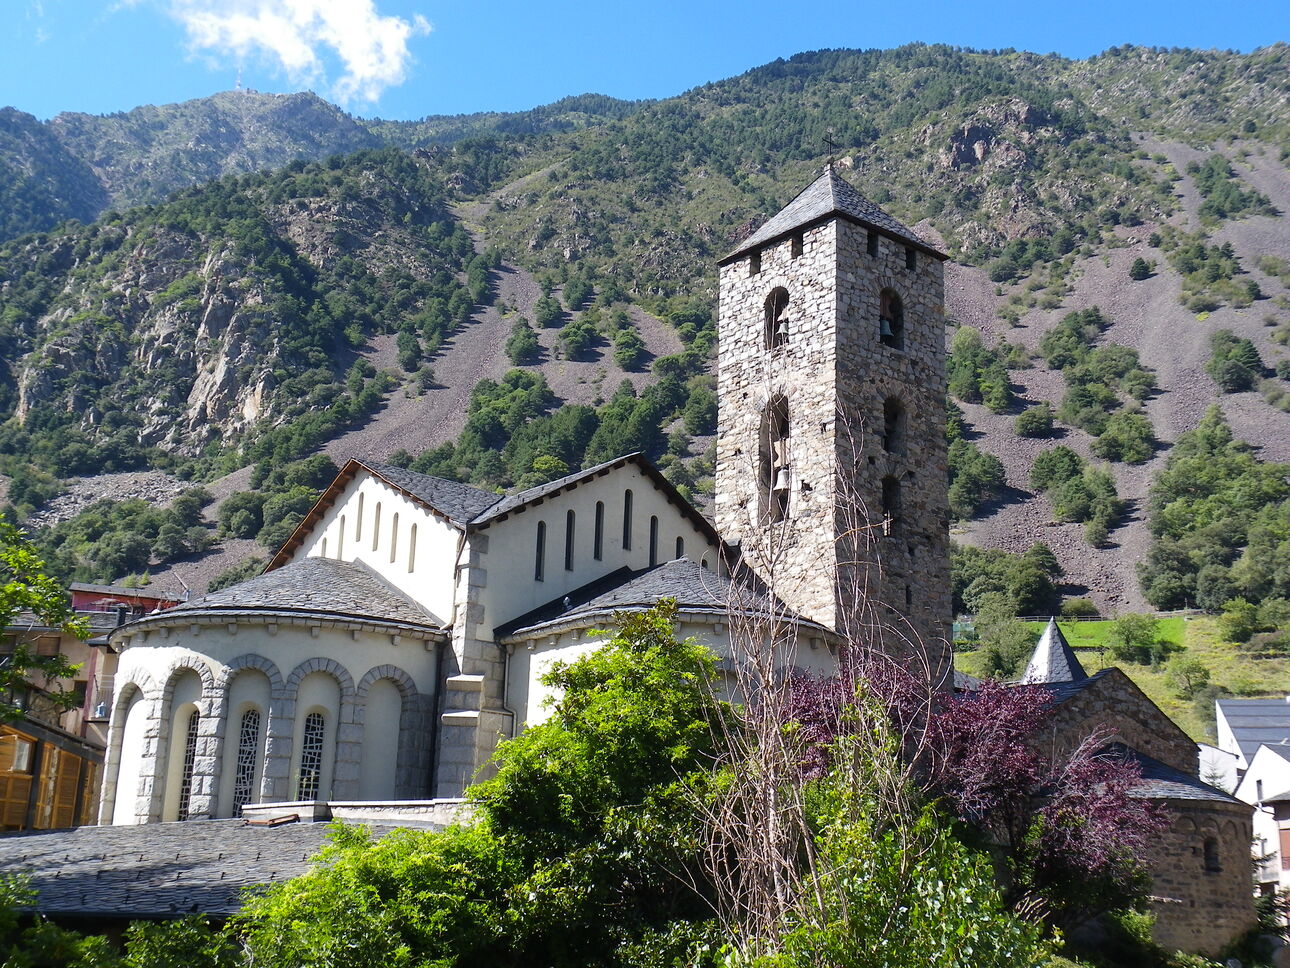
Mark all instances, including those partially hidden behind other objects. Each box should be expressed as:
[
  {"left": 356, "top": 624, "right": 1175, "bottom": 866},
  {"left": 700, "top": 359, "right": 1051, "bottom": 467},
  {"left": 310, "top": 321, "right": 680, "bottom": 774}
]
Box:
[{"left": 955, "top": 616, "right": 1290, "bottom": 743}]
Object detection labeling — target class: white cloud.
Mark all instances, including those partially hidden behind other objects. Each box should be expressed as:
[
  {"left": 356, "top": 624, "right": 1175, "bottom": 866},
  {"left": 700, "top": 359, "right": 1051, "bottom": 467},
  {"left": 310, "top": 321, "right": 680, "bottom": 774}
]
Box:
[{"left": 168, "top": 0, "right": 430, "bottom": 103}]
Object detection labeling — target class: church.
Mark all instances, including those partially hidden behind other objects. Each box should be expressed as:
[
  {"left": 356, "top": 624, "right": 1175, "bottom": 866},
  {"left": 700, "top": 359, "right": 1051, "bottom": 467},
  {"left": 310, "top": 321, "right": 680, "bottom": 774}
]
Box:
[
  {"left": 97, "top": 166, "right": 950, "bottom": 821},
  {"left": 87, "top": 168, "right": 1255, "bottom": 956}
]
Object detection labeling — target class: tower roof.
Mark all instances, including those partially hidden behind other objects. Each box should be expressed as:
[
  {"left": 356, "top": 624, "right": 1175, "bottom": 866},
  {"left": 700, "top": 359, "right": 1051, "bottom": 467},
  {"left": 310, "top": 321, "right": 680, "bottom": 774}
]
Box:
[
  {"left": 721, "top": 165, "right": 946, "bottom": 264},
  {"left": 1020, "top": 618, "right": 1087, "bottom": 684}
]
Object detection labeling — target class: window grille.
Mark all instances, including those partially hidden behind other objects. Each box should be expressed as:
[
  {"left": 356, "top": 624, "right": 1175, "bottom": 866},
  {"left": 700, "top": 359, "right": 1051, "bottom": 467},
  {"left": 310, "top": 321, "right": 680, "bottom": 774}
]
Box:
[
  {"left": 232, "top": 709, "right": 261, "bottom": 817},
  {"left": 176, "top": 709, "right": 200, "bottom": 822},
  {"left": 297, "top": 712, "right": 325, "bottom": 801}
]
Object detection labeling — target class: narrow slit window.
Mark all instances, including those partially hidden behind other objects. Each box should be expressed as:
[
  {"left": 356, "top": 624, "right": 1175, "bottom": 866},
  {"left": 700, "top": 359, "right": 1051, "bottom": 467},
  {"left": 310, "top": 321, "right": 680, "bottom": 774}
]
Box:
[
  {"left": 623, "top": 490, "right": 633, "bottom": 551},
  {"left": 389, "top": 513, "right": 399, "bottom": 564},
  {"left": 355, "top": 494, "right": 364, "bottom": 542},
  {"left": 320, "top": 537, "right": 327, "bottom": 557},
  {"left": 176, "top": 709, "right": 200, "bottom": 822},
  {"left": 297, "top": 712, "right": 325, "bottom": 801},
  {"left": 749, "top": 251, "right": 761, "bottom": 276},
  {"left": 408, "top": 523, "right": 417, "bottom": 573},
  {"left": 372, "top": 503, "right": 381, "bottom": 551},
  {"left": 649, "top": 516, "right": 659, "bottom": 567},
  {"left": 593, "top": 501, "right": 604, "bottom": 560},
  {"left": 791, "top": 233, "right": 803, "bottom": 258},
  {"left": 879, "top": 289, "right": 904, "bottom": 350},
  {"left": 881, "top": 476, "right": 901, "bottom": 536},
  {"left": 883, "top": 398, "right": 906, "bottom": 454},
  {"left": 764, "top": 287, "right": 789, "bottom": 350},
  {"left": 338, "top": 515, "right": 345, "bottom": 558},
  {"left": 564, "top": 510, "right": 575, "bottom": 571},
  {"left": 675, "top": 536, "right": 685, "bottom": 559},
  {"left": 1203, "top": 837, "right": 1221, "bottom": 872},
  {"left": 535, "top": 521, "right": 546, "bottom": 581},
  {"left": 232, "top": 708, "right": 261, "bottom": 817},
  {"left": 905, "top": 247, "right": 917, "bottom": 271},
  {"left": 867, "top": 231, "right": 879, "bottom": 257}
]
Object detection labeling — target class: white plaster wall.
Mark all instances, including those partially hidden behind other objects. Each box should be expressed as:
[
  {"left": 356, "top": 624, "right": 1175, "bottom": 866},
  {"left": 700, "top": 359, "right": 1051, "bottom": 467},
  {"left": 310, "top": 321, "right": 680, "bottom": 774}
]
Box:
[
  {"left": 216, "top": 670, "right": 271, "bottom": 817},
  {"left": 161, "top": 670, "right": 202, "bottom": 822},
  {"left": 291, "top": 672, "right": 341, "bottom": 800},
  {"left": 116, "top": 625, "right": 437, "bottom": 697},
  {"left": 477, "top": 464, "right": 720, "bottom": 631},
  {"left": 112, "top": 690, "right": 147, "bottom": 826},
  {"left": 507, "top": 617, "right": 840, "bottom": 730},
  {"left": 359, "top": 678, "right": 402, "bottom": 798},
  {"left": 294, "top": 471, "right": 461, "bottom": 624},
  {"left": 1214, "top": 705, "right": 1246, "bottom": 770}
]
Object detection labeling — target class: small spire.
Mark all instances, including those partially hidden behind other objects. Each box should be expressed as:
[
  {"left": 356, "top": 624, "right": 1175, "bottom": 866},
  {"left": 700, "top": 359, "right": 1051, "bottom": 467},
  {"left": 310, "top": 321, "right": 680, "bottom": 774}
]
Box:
[{"left": 1020, "top": 617, "right": 1087, "bottom": 684}]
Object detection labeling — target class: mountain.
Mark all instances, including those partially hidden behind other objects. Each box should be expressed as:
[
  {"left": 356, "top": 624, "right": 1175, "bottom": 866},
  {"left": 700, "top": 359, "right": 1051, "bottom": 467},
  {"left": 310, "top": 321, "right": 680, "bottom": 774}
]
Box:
[{"left": 1, "top": 43, "right": 1289, "bottom": 611}]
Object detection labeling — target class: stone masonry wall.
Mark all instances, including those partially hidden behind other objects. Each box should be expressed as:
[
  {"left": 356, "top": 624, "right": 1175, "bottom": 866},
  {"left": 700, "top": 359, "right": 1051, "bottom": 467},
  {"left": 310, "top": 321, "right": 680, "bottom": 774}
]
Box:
[
  {"left": 715, "top": 215, "right": 950, "bottom": 683},
  {"left": 1149, "top": 798, "right": 1257, "bottom": 956}
]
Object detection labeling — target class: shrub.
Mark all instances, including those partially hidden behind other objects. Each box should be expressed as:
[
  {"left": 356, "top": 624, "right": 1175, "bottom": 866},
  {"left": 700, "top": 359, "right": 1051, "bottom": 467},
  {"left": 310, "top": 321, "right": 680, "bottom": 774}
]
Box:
[
  {"left": 1129, "top": 257, "right": 1151, "bottom": 281},
  {"left": 1061, "top": 598, "right": 1099, "bottom": 619},
  {"left": 1015, "top": 403, "right": 1054, "bottom": 438},
  {"left": 505, "top": 318, "right": 541, "bottom": 365}
]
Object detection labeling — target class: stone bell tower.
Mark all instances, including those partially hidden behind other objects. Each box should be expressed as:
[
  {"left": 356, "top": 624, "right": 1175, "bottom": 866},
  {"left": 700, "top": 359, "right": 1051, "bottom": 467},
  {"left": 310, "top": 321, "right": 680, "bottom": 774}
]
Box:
[{"left": 714, "top": 165, "right": 950, "bottom": 682}]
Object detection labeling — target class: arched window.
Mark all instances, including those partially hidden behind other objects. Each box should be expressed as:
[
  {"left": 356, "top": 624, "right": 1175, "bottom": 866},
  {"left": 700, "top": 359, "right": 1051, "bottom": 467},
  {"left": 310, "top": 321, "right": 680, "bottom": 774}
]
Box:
[
  {"left": 176, "top": 709, "right": 200, "bottom": 822},
  {"left": 593, "top": 501, "right": 604, "bottom": 560},
  {"left": 879, "top": 289, "right": 904, "bottom": 350},
  {"left": 356, "top": 493, "right": 364, "bottom": 542},
  {"left": 675, "top": 536, "right": 685, "bottom": 559},
  {"left": 408, "top": 523, "right": 417, "bottom": 573},
  {"left": 622, "top": 490, "right": 633, "bottom": 551},
  {"left": 881, "top": 476, "right": 901, "bottom": 536},
  {"left": 389, "top": 513, "right": 399, "bottom": 564},
  {"left": 338, "top": 515, "right": 346, "bottom": 558},
  {"left": 535, "top": 521, "right": 546, "bottom": 581},
  {"left": 759, "top": 396, "right": 791, "bottom": 523},
  {"left": 320, "top": 537, "right": 327, "bottom": 557},
  {"left": 1204, "top": 836, "right": 1221, "bottom": 872},
  {"left": 883, "top": 397, "right": 907, "bottom": 454},
  {"left": 649, "top": 516, "right": 659, "bottom": 567},
  {"left": 372, "top": 502, "right": 381, "bottom": 551},
  {"left": 232, "top": 709, "right": 261, "bottom": 817},
  {"left": 297, "top": 712, "right": 325, "bottom": 801},
  {"left": 764, "top": 287, "right": 789, "bottom": 350}
]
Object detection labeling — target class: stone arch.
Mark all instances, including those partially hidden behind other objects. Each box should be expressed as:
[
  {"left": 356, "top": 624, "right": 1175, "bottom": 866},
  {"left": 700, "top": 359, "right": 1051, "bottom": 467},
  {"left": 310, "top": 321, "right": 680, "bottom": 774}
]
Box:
[
  {"left": 281, "top": 656, "right": 360, "bottom": 800},
  {"left": 225, "top": 654, "right": 286, "bottom": 697},
  {"left": 218, "top": 655, "right": 282, "bottom": 817},
  {"left": 154, "top": 662, "right": 221, "bottom": 822},
  {"left": 764, "top": 287, "right": 789, "bottom": 349},
  {"left": 758, "top": 394, "right": 791, "bottom": 524},
  {"left": 99, "top": 677, "right": 156, "bottom": 825},
  {"left": 356, "top": 664, "right": 429, "bottom": 797}
]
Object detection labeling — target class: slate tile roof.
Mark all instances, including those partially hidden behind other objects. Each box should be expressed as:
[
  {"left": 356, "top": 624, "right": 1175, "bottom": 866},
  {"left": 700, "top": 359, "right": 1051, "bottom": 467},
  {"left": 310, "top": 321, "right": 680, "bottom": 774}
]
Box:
[
  {"left": 723, "top": 165, "right": 945, "bottom": 263},
  {"left": 1101, "top": 743, "right": 1241, "bottom": 805},
  {"left": 163, "top": 557, "right": 446, "bottom": 629},
  {"left": 0, "top": 819, "right": 426, "bottom": 918},
  {"left": 1030, "top": 667, "right": 1112, "bottom": 704},
  {"left": 1217, "top": 698, "right": 1290, "bottom": 761},
  {"left": 472, "top": 454, "right": 633, "bottom": 523},
  {"left": 1020, "top": 618, "right": 1088, "bottom": 684},
  {"left": 361, "top": 460, "right": 500, "bottom": 524},
  {"left": 495, "top": 557, "right": 821, "bottom": 639}
]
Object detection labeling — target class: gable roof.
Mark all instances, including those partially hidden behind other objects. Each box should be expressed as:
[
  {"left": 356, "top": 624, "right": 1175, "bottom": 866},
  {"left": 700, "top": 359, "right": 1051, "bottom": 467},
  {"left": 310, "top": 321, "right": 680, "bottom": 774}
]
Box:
[
  {"left": 1217, "top": 698, "right": 1290, "bottom": 762},
  {"left": 268, "top": 452, "right": 723, "bottom": 572},
  {"left": 721, "top": 164, "right": 946, "bottom": 264},
  {"left": 133, "top": 556, "right": 447, "bottom": 632},
  {"left": 1020, "top": 618, "right": 1087, "bottom": 684},
  {"left": 495, "top": 557, "right": 830, "bottom": 641}
]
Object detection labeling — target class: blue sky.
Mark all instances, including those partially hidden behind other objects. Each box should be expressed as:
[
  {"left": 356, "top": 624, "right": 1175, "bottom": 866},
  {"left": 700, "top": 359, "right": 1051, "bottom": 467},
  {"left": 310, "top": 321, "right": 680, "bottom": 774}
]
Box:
[{"left": 2, "top": 0, "right": 1286, "bottom": 121}]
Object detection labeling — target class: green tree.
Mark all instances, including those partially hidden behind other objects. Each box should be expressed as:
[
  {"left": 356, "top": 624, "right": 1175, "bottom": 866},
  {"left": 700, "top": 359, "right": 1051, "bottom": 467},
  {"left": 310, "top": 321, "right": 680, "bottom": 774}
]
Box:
[
  {"left": 1128, "top": 257, "right": 1151, "bottom": 281},
  {"left": 1164, "top": 655, "right": 1210, "bottom": 699},
  {"left": 0, "top": 516, "right": 85, "bottom": 721},
  {"left": 1108, "top": 613, "right": 1170, "bottom": 665},
  {"left": 505, "top": 318, "right": 541, "bottom": 365},
  {"left": 1014, "top": 403, "right": 1054, "bottom": 438}
]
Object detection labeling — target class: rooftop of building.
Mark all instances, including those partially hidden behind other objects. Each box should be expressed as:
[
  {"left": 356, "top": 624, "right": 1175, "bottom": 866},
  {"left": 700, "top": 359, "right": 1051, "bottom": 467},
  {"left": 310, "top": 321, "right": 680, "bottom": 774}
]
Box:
[
  {"left": 722, "top": 164, "right": 947, "bottom": 264},
  {"left": 1020, "top": 618, "right": 1087, "bottom": 685},
  {"left": 1217, "top": 698, "right": 1290, "bottom": 761},
  {"left": 0, "top": 818, "right": 427, "bottom": 919}
]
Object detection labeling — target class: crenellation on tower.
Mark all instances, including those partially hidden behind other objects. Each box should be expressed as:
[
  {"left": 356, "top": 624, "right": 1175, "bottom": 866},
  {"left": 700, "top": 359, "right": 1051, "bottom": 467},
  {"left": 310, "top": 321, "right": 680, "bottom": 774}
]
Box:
[{"left": 715, "top": 166, "right": 951, "bottom": 684}]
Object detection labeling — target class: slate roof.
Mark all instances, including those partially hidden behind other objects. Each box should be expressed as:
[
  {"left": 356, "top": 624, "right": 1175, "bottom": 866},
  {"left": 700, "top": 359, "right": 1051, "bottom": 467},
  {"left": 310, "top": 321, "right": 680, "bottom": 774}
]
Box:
[
  {"left": 0, "top": 819, "right": 429, "bottom": 918},
  {"left": 1217, "top": 698, "right": 1290, "bottom": 761},
  {"left": 1020, "top": 618, "right": 1087, "bottom": 684},
  {"left": 495, "top": 557, "right": 822, "bottom": 640},
  {"left": 723, "top": 165, "right": 946, "bottom": 264},
  {"left": 1030, "top": 667, "right": 1111, "bottom": 704},
  {"left": 1100, "top": 743, "right": 1242, "bottom": 805},
  {"left": 155, "top": 557, "right": 446, "bottom": 630},
  {"left": 360, "top": 460, "right": 499, "bottom": 525}
]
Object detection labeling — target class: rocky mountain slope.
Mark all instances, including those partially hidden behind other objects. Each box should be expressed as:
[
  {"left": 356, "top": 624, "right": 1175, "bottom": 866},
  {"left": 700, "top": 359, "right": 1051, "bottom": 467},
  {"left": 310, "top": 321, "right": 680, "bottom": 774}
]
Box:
[{"left": 2, "top": 43, "right": 1289, "bottom": 606}]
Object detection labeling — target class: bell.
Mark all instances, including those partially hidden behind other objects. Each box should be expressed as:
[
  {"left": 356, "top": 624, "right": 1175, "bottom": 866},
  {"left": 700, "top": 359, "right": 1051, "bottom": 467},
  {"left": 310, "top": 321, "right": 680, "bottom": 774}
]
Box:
[
  {"left": 880, "top": 318, "right": 893, "bottom": 337},
  {"left": 773, "top": 467, "right": 791, "bottom": 491}
]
